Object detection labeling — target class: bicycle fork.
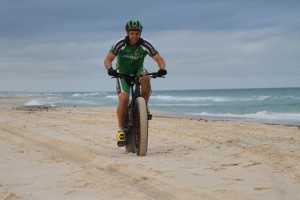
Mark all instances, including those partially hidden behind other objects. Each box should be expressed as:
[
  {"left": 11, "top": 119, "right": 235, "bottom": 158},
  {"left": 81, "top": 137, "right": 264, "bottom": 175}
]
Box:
[{"left": 125, "top": 84, "right": 139, "bottom": 139}]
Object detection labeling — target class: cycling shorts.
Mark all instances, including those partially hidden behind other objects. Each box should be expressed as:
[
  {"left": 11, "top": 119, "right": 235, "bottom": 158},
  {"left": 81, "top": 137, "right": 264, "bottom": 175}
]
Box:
[{"left": 116, "top": 68, "right": 147, "bottom": 94}]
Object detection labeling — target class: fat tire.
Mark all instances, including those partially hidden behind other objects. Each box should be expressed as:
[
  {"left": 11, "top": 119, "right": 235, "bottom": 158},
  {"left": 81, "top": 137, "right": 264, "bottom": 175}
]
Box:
[{"left": 134, "top": 97, "right": 148, "bottom": 156}]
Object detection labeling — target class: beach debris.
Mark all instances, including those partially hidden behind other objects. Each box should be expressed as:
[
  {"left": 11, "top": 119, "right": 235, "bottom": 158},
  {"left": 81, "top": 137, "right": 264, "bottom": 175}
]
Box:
[{"left": 15, "top": 105, "right": 55, "bottom": 112}]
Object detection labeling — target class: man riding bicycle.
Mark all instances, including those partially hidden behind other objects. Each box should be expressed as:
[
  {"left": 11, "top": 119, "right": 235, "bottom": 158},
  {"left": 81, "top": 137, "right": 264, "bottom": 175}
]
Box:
[{"left": 104, "top": 20, "right": 167, "bottom": 147}]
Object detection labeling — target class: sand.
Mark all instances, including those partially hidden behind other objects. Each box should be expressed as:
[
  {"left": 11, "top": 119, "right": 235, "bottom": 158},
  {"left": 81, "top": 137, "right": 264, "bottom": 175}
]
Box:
[{"left": 0, "top": 97, "right": 299, "bottom": 200}]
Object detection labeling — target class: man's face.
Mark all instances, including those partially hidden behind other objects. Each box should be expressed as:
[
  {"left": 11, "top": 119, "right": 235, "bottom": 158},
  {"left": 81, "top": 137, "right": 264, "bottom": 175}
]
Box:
[{"left": 127, "top": 31, "right": 141, "bottom": 45}]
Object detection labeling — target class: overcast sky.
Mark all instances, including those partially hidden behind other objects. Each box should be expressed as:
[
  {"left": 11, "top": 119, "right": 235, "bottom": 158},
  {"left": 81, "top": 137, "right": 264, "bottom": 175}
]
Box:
[{"left": 1, "top": 0, "right": 300, "bottom": 92}]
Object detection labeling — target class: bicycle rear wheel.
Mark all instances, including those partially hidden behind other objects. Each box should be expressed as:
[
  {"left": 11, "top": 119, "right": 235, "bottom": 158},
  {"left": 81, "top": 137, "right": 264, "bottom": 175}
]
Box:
[{"left": 134, "top": 97, "right": 148, "bottom": 156}]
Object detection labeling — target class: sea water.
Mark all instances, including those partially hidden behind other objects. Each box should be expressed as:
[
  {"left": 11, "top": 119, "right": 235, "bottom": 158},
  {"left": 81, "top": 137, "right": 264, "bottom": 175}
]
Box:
[{"left": 1, "top": 87, "right": 299, "bottom": 126}]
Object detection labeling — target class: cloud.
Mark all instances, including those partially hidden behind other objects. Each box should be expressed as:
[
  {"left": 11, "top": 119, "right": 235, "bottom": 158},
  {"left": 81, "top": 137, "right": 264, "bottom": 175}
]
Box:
[
  {"left": 150, "top": 27, "right": 300, "bottom": 72},
  {"left": 0, "top": 0, "right": 300, "bottom": 91}
]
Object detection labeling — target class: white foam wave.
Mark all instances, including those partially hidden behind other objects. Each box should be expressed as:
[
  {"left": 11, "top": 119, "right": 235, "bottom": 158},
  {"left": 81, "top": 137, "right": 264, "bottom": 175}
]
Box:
[
  {"left": 25, "top": 99, "right": 43, "bottom": 106},
  {"left": 151, "top": 95, "right": 271, "bottom": 102},
  {"left": 72, "top": 93, "right": 101, "bottom": 97},
  {"left": 105, "top": 95, "right": 118, "bottom": 99},
  {"left": 287, "top": 95, "right": 300, "bottom": 100},
  {"left": 257, "top": 95, "right": 272, "bottom": 100},
  {"left": 187, "top": 111, "right": 300, "bottom": 121},
  {"left": 152, "top": 103, "right": 211, "bottom": 107}
]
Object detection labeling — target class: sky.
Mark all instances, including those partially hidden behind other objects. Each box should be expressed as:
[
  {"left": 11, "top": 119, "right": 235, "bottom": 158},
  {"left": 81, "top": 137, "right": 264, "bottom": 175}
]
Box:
[{"left": 1, "top": 0, "right": 300, "bottom": 92}]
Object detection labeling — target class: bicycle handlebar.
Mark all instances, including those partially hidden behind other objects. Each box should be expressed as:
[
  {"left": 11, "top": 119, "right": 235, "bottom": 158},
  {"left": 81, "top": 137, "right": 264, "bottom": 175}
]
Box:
[{"left": 111, "top": 72, "right": 165, "bottom": 80}]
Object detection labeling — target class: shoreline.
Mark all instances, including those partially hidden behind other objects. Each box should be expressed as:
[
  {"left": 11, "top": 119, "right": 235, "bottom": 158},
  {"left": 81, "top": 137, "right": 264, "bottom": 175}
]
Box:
[
  {"left": 12, "top": 103, "right": 300, "bottom": 127},
  {"left": 155, "top": 112, "right": 300, "bottom": 127},
  {"left": 3, "top": 96, "right": 300, "bottom": 127},
  {"left": 0, "top": 92, "right": 300, "bottom": 126}
]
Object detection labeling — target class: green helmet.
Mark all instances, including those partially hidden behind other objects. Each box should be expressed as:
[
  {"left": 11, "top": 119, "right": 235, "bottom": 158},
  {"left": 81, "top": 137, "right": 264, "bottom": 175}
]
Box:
[{"left": 125, "top": 20, "right": 143, "bottom": 31}]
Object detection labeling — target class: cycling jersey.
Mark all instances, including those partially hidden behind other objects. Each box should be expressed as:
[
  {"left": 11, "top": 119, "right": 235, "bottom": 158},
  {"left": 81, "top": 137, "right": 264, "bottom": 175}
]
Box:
[{"left": 110, "top": 36, "right": 158, "bottom": 74}]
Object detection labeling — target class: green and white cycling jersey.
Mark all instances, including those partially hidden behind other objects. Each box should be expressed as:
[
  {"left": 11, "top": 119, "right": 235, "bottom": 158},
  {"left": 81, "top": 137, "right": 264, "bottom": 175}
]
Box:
[{"left": 110, "top": 36, "right": 159, "bottom": 74}]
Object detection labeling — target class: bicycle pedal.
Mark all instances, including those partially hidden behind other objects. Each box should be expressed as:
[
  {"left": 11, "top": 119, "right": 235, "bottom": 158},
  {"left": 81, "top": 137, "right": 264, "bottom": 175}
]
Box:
[{"left": 117, "top": 141, "right": 126, "bottom": 147}]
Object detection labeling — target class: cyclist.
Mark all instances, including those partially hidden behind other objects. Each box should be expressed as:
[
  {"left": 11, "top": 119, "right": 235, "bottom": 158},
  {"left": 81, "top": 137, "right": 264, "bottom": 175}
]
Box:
[{"left": 104, "top": 20, "right": 167, "bottom": 147}]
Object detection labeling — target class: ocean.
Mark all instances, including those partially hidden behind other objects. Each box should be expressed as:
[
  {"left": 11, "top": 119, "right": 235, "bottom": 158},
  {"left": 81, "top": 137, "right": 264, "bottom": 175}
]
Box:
[{"left": 1, "top": 88, "right": 299, "bottom": 126}]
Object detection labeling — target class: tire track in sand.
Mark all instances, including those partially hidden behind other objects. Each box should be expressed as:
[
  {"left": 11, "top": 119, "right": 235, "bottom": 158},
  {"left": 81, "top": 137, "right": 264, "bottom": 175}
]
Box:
[{"left": 0, "top": 123, "right": 177, "bottom": 199}]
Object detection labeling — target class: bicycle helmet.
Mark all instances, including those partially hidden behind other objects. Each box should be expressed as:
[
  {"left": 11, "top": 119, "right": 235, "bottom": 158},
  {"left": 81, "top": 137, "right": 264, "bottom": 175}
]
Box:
[{"left": 125, "top": 20, "right": 143, "bottom": 31}]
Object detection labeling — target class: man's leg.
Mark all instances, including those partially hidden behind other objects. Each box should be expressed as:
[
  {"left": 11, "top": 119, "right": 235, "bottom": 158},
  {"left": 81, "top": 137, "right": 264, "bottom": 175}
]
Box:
[
  {"left": 139, "top": 75, "right": 152, "bottom": 120},
  {"left": 139, "top": 75, "right": 151, "bottom": 103},
  {"left": 117, "top": 92, "right": 129, "bottom": 129}
]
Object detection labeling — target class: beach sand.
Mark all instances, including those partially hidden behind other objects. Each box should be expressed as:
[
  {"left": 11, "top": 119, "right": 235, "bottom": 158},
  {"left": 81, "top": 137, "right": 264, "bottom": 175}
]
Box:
[{"left": 0, "top": 97, "right": 299, "bottom": 200}]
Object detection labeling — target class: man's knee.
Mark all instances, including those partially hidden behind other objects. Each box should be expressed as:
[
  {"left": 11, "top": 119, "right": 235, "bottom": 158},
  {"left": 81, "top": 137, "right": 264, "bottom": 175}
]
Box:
[
  {"left": 139, "top": 76, "right": 150, "bottom": 84},
  {"left": 118, "top": 92, "right": 129, "bottom": 105}
]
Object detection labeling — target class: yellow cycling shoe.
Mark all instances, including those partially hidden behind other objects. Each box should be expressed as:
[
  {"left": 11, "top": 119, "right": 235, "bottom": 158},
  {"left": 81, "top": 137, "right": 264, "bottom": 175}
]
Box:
[
  {"left": 147, "top": 107, "right": 152, "bottom": 120},
  {"left": 116, "top": 131, "right": 126, "bottom": 147}
]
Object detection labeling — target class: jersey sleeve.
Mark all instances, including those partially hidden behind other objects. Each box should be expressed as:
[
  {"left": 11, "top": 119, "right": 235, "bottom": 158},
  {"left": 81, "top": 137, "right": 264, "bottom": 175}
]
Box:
[
  {"left": 140, "top": 38, "right": 159, "bottom": 57},
  {"left": 109, "top": 37, "right": 127, "bottom": 55}
]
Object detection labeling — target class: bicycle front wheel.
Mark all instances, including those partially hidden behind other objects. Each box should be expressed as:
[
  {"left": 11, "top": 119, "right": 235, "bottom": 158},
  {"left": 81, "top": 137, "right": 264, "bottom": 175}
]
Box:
[{"left": 134, "top": 97, "right": 148, "bottom": 156}]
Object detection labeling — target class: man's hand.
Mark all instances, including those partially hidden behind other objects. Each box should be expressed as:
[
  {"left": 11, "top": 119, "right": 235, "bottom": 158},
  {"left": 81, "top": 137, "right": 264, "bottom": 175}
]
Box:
[
  {"left": 157, "top": 69, "right": 167, "bottom": 77},
  {"left": 107, "top": 67, "right": 118, "bottom": 77}
]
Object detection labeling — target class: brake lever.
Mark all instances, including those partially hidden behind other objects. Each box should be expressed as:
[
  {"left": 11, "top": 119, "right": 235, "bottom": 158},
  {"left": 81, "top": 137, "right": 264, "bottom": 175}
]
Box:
[{"left": 110, "top": 75, "right": 121, "bottom": 79}]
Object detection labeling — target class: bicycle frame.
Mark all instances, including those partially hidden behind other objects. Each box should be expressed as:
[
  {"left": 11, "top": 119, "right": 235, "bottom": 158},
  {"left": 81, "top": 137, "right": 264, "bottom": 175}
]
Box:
[{"left": 126, "top": 75, "right": 142, "bottom": 132}]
